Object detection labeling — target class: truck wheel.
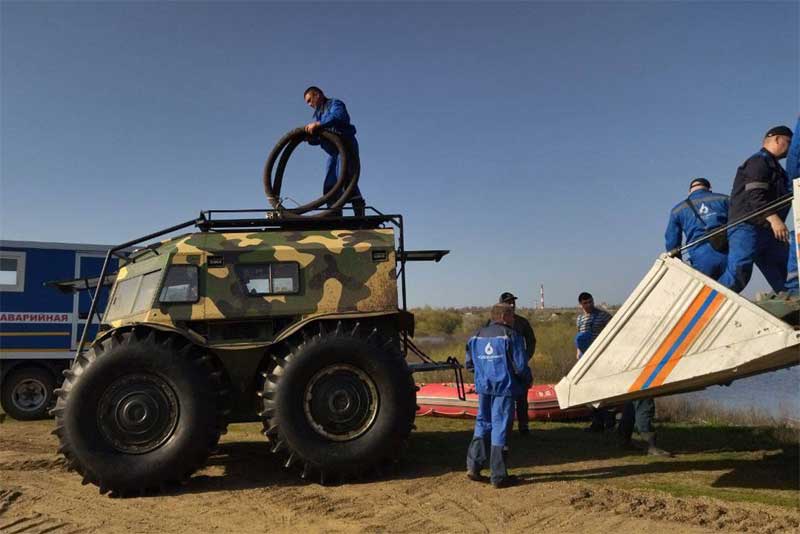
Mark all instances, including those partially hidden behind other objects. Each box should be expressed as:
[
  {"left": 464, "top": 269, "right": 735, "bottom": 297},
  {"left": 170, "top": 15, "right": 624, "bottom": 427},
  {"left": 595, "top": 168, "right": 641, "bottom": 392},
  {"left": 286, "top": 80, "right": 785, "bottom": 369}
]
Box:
[
  {"left": 261, "top": 322, "right": 416, "bottom": 483},
  {"left": 52, "top": 329, "right": 228, "bottom": 495},
  {"left": 1, "top": 367, "right": 55, "bottom": 420}
]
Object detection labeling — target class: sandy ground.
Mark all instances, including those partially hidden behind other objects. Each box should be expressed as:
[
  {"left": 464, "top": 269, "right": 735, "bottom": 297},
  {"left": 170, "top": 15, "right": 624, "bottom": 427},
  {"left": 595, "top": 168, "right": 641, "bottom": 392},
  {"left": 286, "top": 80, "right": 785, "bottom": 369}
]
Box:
[{"left": 0, "top": 419, "right": 798, "bottom": 534}]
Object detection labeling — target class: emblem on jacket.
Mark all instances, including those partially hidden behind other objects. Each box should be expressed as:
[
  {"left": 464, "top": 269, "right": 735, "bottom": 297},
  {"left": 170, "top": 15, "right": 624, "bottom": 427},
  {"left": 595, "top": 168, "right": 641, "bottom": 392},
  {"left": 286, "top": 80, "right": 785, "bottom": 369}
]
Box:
[{"left": 484, "top": 343, "right": 494, "bottom": 355}]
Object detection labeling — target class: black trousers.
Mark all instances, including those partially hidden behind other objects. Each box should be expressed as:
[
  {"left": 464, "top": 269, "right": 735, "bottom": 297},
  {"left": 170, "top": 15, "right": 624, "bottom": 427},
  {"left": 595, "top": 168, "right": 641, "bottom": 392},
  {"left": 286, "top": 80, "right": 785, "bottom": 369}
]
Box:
[
  {"left": 589, "top": 407, "right": 616, "bottom": 430},
  {"left": 515, "top": 394, "right": 529, "bottom": 430}
]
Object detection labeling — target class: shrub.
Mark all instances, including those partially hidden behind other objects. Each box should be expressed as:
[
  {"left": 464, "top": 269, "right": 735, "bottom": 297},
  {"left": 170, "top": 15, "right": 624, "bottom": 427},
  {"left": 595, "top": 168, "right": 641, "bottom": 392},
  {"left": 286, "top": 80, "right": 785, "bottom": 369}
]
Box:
[{"left": 413, "top": 307, "right": 463, "bottom": 336}]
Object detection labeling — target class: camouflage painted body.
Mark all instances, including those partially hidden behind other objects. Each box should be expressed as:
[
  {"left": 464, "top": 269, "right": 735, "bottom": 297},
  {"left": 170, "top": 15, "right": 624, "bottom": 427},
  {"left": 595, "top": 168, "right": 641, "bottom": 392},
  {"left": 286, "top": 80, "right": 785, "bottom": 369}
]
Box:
[
  {"left": 105, "top": 228, "right": 398, "bottom": 341},
  {"left": 98, "top": 227, "right": 401, "bottom": 421}
]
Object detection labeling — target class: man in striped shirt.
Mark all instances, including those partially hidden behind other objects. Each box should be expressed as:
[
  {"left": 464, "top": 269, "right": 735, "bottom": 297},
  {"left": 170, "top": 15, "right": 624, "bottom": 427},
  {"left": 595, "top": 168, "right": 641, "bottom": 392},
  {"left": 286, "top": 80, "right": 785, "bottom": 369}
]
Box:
[
  {"left": 575, "top": 292, "right": 612, "bottom": 360},
  {"left": 576, "top": 292, "right": 614, "bottom": 432}
]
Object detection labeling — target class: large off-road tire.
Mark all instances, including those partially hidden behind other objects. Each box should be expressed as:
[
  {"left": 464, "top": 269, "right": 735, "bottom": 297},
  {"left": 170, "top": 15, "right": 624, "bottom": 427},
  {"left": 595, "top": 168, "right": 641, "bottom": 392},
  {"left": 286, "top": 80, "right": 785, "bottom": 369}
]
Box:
[
  {"left": 261, "top": 322, "right": 416, "bottom": 483},
  {"left": 51, "top": 328, "right": 229, "bottom": 496},
  {"left": 1, "top": 366, "right": 56, "bottom": 420}
]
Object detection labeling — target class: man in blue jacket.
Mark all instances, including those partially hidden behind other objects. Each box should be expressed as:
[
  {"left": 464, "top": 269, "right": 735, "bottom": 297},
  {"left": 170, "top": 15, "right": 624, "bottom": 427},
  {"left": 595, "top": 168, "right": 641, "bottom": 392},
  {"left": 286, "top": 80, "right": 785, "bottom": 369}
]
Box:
[
  {"left": 465, "top": 303, "right": 532, "bottom": 489},
  {"left": 784, "top": 117, "right": 799, "bottom": 295},
  {"left": 719, "top": 125, "right": 793, "bottom": 293},
  {"left": 664, "top": 178, "right": 729, "bottom": 280},
  {"left": 303, "top": 86, "right": 366, "bottom": 216}
]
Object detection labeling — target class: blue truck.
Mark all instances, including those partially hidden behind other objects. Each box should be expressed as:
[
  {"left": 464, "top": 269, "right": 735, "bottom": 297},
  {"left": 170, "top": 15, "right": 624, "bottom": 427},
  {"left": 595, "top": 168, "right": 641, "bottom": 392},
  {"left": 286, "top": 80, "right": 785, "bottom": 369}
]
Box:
[{"left": 0, "top": 240, "right": 122, "bottom": 419}]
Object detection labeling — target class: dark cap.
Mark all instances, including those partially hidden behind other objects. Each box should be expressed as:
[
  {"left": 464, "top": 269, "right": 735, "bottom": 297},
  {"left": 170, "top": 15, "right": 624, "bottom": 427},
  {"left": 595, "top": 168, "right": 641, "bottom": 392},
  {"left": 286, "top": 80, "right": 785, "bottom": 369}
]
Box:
[
  {"left": 690, "top": 177, "right": 711, "bottom": 189},
  {"left": 499, "top": 292, "right": 517, "bottom": 303},
  {"left": 765, "top": 125, "right": 793, "bottom": 138}
]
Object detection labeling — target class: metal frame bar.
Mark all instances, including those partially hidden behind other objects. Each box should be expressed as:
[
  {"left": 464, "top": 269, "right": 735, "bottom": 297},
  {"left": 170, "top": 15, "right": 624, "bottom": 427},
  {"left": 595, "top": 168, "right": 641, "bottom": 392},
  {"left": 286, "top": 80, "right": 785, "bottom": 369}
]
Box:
[
  {"left": 670, "top": 194, "right": 793, "bottom": 257},
  {"left": 73, "top": 217, "right": 204, "bottom": 360}
]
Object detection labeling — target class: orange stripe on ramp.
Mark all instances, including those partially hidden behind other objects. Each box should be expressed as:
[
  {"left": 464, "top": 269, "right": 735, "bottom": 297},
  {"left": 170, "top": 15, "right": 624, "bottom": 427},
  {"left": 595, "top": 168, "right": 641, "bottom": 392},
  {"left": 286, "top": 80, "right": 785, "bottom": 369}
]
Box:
[
  {"left": 628, "top": 286, "right": 712, "bottom": 392},
  {"left": 649, "top": 291, "right": 725, "bottom": 388}
]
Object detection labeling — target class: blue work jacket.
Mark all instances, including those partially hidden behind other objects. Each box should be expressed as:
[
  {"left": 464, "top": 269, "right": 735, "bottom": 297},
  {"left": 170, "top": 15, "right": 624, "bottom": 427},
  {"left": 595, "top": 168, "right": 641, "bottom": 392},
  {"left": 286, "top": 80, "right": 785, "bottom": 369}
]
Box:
[
  {"left": 665, "top": 189, "right": 729, "bottom": 252},
  {"left": 312, "top": 98, "right": 357, "bottom": 155},
  {"left": 787, "top": 117, "right": 799, "bottom": 183},
  {"left": 728, "top": 149, "right": 789, "bottom": 225},
  {"left": 465, "top": 322, "right": 532, "bottom": 397}
]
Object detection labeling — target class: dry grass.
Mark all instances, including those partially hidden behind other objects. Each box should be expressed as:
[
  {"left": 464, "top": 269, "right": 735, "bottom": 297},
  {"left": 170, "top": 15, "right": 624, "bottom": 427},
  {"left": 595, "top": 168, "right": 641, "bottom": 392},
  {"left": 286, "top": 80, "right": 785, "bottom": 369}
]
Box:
[{"left": 656, "top": 396, "right": 800, "bottom": 446}]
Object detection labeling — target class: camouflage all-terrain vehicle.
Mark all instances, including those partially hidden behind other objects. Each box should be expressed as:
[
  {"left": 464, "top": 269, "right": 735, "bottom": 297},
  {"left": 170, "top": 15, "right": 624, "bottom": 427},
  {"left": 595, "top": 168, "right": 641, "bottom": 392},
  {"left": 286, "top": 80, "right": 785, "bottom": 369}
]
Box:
[{"left": 51, "top": 210, "right": 457, "bottom": 495}]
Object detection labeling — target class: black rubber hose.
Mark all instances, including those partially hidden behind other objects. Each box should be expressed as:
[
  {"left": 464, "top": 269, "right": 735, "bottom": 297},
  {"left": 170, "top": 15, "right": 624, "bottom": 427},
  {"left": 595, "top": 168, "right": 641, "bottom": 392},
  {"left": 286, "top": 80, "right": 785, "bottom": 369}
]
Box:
[
  {"left": 278, "top": 130, "right": 359, "bottom": 215},
  {"left": 263, "top": 128, "right": 360, "bottom": 217},
  {"left": 272, "top": 134, "right": 351, "bottom": 213}
]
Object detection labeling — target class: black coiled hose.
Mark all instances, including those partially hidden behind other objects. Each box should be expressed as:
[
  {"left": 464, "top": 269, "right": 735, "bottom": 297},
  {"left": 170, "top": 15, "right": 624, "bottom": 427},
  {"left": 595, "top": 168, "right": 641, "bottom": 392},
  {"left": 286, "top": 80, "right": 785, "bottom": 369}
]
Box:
[{"left": 263, "top": 128, "right": 361, "bottom": 217}]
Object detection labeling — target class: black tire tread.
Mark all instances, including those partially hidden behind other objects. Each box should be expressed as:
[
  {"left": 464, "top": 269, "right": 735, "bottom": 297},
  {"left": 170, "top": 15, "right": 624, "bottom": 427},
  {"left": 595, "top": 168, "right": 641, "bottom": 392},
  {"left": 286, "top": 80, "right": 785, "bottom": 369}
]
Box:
[
  {"left": 260, "top": 320, "right": 416, "bottom": 482},
  {"left": 51, "top": 327, "right": 231, "bottom": 496}
]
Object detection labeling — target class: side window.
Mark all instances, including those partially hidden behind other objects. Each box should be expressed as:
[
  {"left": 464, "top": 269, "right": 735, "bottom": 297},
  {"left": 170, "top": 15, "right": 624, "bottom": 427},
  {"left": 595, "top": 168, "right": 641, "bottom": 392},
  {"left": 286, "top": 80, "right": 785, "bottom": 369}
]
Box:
[
  {"left": 0, "top": 251, "right": 26, "bottom": 292},
  {"left": 236, "top": 263, "right": 299, "bottom": 296},
  {"left": 132, "top": 271, "right": 162, "bottom": 312},
  {"left": 271, "top": 263, "right": 299, "bottom": 294},
  {"left": 159, "top": 265, "right": 199, "bottom": 303}
]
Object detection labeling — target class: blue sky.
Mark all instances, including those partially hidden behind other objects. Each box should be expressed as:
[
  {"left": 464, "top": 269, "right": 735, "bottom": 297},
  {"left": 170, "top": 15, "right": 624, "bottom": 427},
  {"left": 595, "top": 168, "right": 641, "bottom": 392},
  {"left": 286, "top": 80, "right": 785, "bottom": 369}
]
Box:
[{"left": 1, "top": 1, "right": 797, "bottom": 307}]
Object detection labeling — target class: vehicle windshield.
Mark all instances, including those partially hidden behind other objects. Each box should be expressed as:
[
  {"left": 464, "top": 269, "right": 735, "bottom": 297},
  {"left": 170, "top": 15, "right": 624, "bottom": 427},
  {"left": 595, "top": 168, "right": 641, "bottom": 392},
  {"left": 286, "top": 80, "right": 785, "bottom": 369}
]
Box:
[{"left": 104, "top": 269, "right": 163, "bottom": 321}]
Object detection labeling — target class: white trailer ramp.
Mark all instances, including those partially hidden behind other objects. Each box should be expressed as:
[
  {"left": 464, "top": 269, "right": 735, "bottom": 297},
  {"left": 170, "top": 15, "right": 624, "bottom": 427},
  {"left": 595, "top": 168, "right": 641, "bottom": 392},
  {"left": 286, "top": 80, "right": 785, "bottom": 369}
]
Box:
[{"left": 555, "top": 178, "right": 800, "bottom": 410}]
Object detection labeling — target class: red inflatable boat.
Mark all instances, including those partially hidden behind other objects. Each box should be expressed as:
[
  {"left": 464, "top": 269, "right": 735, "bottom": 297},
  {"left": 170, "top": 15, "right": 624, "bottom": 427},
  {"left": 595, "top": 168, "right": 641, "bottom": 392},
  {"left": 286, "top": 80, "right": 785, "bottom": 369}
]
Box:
[{"left": 416, "top": 383, "right": 591, "bottom": 421}]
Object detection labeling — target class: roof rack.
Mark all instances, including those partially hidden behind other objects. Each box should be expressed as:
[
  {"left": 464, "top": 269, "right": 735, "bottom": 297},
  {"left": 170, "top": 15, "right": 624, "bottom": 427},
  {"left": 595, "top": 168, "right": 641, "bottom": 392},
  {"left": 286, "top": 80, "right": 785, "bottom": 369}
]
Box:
[{"left": 197, "top": 207, "right": 399, "bottom": 232}]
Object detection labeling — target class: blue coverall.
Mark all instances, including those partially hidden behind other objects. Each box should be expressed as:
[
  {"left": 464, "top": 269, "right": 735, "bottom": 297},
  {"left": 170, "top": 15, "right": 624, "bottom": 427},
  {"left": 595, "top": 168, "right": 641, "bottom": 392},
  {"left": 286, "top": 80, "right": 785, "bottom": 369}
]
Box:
[
  {"left": 665, "top": 189, "right": 729, "bottom": 280},
  {"left": 465, "top": 321, "right": 531, "bottom": 485},
  {"left": 786, "top": 117, "right": 800, "bottom": 185},
  {"left": 310, "top": 98, "right": 363, "bottom": 209},
  {"left": 785, "top": 118, "right": 799, "bottom": 295},
  {"left": 718, "top": 149, "right": 790, "bottom": 293},
  {"left": 786, "top": 232, "right": 798, "bottom": 295}
]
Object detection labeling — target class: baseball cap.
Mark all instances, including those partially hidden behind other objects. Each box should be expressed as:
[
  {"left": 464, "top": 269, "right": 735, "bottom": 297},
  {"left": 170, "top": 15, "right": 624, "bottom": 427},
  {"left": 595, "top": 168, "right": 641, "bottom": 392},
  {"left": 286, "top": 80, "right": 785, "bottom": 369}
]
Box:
[
  {"left": 765, "top": 125, "right": 793, "bottom": 138},
  {"left": 499, "top": 292, "right": 517, "bottom": 303}
]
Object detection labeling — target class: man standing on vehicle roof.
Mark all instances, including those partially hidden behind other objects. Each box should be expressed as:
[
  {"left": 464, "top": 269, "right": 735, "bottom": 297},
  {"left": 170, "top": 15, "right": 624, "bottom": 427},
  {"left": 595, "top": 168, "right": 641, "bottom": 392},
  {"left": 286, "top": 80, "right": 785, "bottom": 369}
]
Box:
[
  {"left": 498, "top": 292, "right": 536, "bottom": 436},
  {"left": 718, "top": 125, "right": 793, "bottom": 293},
  {"left": 466, "top": 303, "right": 532, "bottom": 489},
  {"left": 665, "top": 178, "right": 729, "bottom": 280},
  {"left": 303, "top": 86, "right": 366, "bottom": 216}
]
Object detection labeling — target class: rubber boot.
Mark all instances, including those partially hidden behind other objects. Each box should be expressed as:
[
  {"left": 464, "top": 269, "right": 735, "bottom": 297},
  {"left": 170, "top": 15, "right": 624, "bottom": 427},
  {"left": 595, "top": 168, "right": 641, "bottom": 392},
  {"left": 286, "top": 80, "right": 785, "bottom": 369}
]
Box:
[
  {"left": 642, "top": 432, "right": 671, "bottom": 457},
  {"left": 351, "top": 198, "right": 366, "bottom": 217}
]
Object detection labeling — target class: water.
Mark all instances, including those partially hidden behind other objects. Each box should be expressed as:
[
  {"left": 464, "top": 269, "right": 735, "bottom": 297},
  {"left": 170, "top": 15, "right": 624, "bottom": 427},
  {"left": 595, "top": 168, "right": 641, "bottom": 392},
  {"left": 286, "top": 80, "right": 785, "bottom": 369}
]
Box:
[{"left": 679, "top": 365, "right": 800, "bottom": 423}]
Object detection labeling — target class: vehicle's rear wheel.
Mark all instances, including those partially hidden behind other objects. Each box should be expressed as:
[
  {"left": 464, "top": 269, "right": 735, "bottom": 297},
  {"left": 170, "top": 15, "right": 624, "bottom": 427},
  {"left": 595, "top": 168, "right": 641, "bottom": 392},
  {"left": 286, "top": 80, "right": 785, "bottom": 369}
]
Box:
[
  {"left": 1, "top": 367, "right": 55, "bottom": 420},
  {"left": 261, "top": 322, "right": 416, "bottom": 483},
  {"left": 52, "top": 328, "right": 229, "bottom": 495}
]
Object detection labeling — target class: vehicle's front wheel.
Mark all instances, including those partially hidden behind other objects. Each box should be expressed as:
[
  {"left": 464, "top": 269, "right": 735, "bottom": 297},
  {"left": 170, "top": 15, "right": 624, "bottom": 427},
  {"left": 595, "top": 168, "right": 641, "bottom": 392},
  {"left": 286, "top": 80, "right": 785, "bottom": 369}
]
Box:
[
  {"left": 261, "top": 322, "right": 416, "bottom": 482},
  {"left": 52, "top": 329, "right": 228, "bottom": 495}
]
